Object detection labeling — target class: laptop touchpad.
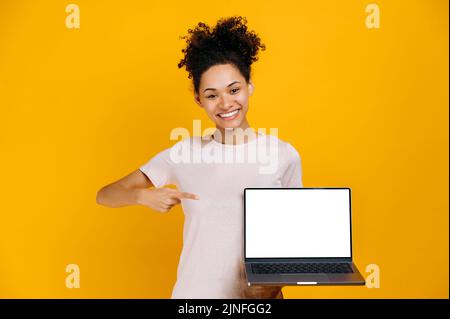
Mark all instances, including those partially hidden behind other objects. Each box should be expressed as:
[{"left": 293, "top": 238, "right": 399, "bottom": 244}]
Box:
[{"left": 280, "top": 274, "right": 329, "bottom": 282}]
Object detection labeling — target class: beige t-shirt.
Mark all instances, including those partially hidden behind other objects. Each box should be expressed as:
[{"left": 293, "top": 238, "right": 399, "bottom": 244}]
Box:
[{"left": 139, "top": 132, "right": 303, "bottom": 298}]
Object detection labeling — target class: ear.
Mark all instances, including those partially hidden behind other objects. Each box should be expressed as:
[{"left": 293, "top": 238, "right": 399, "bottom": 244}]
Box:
[
  {"left": 248, "top": 80, "right": 255, "bottom": 96},
  {"left": 194, "top": 94, "right": 203, "bottom": 107}
]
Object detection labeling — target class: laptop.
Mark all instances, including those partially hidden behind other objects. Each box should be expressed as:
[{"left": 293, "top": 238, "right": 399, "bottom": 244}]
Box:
[{"left": 244, "top": 188, "right": 365, "bottom": 286}]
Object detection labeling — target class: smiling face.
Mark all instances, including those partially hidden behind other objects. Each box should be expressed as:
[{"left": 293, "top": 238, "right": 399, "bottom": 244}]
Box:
[{"left": 194, "top": 63, "right": 254, "bottom": 138}]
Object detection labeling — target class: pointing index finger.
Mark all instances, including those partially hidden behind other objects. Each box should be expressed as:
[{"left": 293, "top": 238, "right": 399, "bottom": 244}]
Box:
[{"left": 174, "top": 192, "right": 200, "bottom": 200}]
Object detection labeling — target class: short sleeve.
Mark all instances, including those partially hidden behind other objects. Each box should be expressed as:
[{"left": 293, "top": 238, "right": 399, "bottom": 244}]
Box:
[
  {"left": 280, "top": 143, "right": 303, "bottom": 187},
  {"left": 139, "top": 147, "right": 175, "bottom": 188}
]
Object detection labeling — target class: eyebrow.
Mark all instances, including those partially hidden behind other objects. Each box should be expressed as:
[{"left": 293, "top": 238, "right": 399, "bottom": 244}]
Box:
[{"left": 203, "top": 81, "right": 241, "bottom": 93}]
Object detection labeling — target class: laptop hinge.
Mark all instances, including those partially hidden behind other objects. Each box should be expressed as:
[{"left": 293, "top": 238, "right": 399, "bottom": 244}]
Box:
[{"left": 245, "top": 257, "right": 353, "bottom": 263}]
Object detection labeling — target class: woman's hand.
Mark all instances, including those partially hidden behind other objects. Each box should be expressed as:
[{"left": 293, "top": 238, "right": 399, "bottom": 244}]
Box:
[{"left": 136, "top": 187, "right": 199, "bottom": 213}]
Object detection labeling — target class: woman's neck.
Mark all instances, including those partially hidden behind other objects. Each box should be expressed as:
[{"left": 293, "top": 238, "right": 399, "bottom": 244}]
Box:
[{"left": 213, "top": 119, "right": 258, "bottom": 145}]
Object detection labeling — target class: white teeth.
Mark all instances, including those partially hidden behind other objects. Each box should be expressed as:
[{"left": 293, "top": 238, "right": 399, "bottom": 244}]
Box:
[{"left": 219, "top": 109, "right": 239, "bottom": 118}]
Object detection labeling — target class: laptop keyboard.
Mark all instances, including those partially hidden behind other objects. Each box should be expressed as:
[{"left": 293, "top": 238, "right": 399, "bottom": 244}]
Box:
[{"left": 251, "top": 263, "right": 354, "bottom": 274}]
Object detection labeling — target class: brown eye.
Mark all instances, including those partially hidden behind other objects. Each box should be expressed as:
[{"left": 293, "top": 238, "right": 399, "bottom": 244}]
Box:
[
  {"left": 231, "top": 88, "right": 240, "bottom": 94},
  {"left": 207, "top": 95, "right": 216, "bottom": 99}
]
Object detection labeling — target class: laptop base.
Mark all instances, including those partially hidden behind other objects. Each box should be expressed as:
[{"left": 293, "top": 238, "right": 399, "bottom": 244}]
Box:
[{"left": 245, "top": 262, "right": 366, "bottom": 286}]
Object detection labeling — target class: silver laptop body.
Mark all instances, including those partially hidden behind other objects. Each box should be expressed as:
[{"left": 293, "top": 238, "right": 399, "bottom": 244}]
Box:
[{"left": 244, "top": 188, "right": 365, "bottom": 286}]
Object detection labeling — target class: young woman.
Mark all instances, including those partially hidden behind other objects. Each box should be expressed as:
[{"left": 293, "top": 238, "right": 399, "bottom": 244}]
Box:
[{"left": 96, "top": 16, "right": 303, "bottom": 299}]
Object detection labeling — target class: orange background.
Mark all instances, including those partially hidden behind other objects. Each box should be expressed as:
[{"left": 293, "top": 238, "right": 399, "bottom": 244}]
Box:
[{"left": 0, "top": 0, "right": 448, "bottom": 298}]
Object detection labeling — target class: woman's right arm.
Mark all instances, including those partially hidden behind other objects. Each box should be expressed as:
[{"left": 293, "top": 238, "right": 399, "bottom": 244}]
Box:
[
  {"left": 96, "top": 169, "right": 153, "bottom": 208},
  {"left": 96, "top": 169, "right": 199, "bottom": 212}
]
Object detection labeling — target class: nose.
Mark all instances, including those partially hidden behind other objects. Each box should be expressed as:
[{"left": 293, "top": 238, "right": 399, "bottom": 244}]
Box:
[{"left": 217, "top": 94, "right": 234, "bottom": 112}]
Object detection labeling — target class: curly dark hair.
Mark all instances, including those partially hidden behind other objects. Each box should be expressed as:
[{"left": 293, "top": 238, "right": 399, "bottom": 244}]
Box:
[{"left": 178, "top": 16, "right": 266, "bottom": 94}]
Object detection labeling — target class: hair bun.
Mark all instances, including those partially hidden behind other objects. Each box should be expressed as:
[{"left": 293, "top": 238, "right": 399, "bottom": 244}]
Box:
[{"left": 212, "top": 16, "right": 265, "bottom": 66}]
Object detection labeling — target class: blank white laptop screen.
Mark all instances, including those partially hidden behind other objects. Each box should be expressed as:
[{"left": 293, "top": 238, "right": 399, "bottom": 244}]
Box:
[{"left": 245, "top": 188, "right": 351, "bottom": 258}]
